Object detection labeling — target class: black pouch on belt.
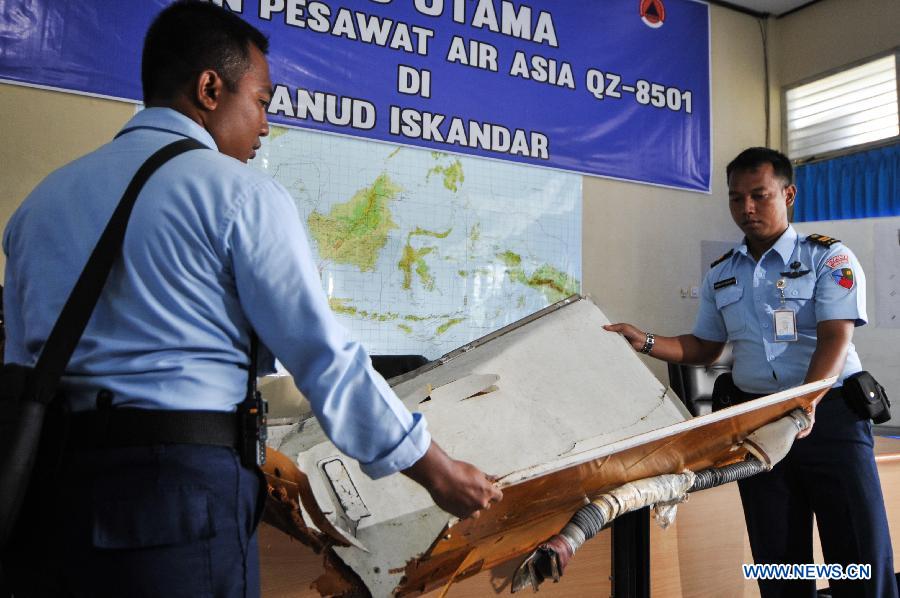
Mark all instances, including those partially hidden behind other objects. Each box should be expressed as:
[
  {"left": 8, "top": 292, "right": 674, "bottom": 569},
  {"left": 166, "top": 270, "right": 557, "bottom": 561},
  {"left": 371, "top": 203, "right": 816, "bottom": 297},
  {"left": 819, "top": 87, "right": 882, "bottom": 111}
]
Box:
[{"left": 842, "top": 371, "right": 891, "bottom": 424}]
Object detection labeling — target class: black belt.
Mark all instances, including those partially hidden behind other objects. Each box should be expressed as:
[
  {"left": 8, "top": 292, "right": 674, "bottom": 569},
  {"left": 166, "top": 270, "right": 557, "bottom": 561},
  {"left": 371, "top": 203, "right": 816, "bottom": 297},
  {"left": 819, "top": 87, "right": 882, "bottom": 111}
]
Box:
[
  {"left": 735, "top": 385, "right": 843, "bottom": 404},
  {"left": 53, "top": 408, "right": 240, "bottom": 450},
  {"left": 714, "top": 373, "right": 844, "bottom": 411}
]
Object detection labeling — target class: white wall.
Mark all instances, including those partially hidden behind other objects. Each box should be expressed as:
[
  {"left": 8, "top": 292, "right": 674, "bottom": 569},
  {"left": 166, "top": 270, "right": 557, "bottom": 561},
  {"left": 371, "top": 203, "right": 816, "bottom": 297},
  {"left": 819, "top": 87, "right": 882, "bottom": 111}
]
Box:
[{"left": 0, "top": 85, "right": 134, "bottom": 276}]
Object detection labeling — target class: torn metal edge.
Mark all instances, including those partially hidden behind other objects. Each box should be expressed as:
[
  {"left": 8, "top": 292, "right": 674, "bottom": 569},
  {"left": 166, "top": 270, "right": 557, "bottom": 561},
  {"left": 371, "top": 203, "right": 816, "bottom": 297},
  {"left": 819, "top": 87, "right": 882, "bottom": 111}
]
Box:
[{"left": 384, "top": 294, "right": 583, "bottom": 387}]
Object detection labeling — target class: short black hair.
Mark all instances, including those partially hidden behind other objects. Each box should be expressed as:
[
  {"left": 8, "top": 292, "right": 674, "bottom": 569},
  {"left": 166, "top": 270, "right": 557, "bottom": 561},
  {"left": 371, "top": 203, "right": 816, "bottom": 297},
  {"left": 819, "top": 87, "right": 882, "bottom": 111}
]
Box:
[
  {"left": 142, "top": 0, "right": 269, "bottom": 104},
  {"left": 726, "top": 147, "right": 793, "bottom": 186}
]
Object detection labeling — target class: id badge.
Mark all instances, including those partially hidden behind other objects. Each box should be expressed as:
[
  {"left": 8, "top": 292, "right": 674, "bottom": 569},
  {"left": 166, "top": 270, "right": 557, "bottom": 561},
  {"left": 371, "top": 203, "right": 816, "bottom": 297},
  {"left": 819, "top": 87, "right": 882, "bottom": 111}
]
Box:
[{"left": 774, "top": 309, "right": 798, "bottom": 342}]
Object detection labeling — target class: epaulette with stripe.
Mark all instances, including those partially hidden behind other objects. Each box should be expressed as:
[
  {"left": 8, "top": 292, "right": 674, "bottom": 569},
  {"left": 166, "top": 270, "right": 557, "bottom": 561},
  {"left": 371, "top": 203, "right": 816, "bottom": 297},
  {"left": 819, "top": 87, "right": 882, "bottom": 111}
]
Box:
[
  {"left": 710, "top": 249, "right": 734, "bottom": 269},
  {"left": 806, "top": 233, "right": 840, "bottom": 248}
]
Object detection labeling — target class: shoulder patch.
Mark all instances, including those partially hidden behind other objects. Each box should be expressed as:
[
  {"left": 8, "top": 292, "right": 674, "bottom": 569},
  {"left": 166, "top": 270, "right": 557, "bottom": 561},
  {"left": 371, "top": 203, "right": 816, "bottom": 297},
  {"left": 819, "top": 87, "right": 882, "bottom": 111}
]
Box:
[
  {"left": 807, "top": 233, "right": 840, "bottom": 248},
  {"left": 710, "top": 249, "right": 734, "bottom": 269},
  {"left": 831, "top": 267, "right": 854, "bottom": 290},
  {"left": 825, "top": 254, "right": 849, "bottom": 269}
]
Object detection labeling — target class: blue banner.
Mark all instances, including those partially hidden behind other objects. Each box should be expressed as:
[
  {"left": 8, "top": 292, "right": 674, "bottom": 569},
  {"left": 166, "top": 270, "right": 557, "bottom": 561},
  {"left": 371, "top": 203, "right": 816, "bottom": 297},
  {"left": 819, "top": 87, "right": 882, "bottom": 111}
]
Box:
[{"left": 0, "top": 0, "right": 711, "bottom": 191}]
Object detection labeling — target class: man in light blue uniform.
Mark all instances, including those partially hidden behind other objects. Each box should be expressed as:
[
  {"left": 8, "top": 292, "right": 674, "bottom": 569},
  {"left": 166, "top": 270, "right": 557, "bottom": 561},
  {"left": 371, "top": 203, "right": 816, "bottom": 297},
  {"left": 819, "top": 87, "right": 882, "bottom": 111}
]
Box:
[
  {"left": 1, "top": 3, "right": 500, "bottom": 596},
  {"left": 606, "top": 147, "right": 895, "bottom": 597}
]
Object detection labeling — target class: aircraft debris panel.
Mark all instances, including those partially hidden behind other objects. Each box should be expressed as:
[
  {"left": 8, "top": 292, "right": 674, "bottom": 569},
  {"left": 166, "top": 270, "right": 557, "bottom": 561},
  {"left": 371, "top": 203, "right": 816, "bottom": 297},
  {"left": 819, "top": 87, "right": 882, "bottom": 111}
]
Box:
[{"left": 263, "top": 296, "right": 830, "bottom": 596}]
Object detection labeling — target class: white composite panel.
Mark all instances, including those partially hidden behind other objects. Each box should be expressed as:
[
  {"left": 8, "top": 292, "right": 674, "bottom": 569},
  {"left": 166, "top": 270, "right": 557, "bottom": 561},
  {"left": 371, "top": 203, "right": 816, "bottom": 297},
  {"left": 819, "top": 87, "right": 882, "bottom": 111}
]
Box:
[{"left": 274, "top": 297, "right": 689, "bottom": 594}]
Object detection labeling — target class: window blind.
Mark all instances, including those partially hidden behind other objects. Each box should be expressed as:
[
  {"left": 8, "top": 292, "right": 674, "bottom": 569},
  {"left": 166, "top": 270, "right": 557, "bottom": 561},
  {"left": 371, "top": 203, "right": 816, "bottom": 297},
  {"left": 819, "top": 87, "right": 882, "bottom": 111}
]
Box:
[{"left": 786, "top": 55, "right": 898, "bottom": 159}]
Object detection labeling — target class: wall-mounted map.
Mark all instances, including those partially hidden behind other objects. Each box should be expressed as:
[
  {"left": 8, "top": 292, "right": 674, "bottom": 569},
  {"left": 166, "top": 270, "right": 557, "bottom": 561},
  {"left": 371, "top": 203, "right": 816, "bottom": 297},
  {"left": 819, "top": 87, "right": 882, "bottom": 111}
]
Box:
[{"left": 254, "top": 128, "right": 581, "bottom": 358}]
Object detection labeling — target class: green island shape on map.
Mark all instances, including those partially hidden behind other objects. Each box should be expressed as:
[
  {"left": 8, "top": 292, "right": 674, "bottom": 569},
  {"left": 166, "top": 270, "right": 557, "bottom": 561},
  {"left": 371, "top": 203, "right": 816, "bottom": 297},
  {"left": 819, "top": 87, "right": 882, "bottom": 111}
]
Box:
[
  {"left": 329, "top": 298, "right": 399, "bottom": 322},
  {"left": 398, "top": 227, "right": 452, "bottom": 291},
  {"left": 268, "top": 126, "right": 289, "bottom": 141},
  {"left": 499, "top": 250, "right": 580, "bottom": 304},
  {"left": 328, "top": 298, "right": 464, "bottom": 335},
  {"left": 308, "top": 173, "right": 400, "bottom": 271},
  {"left": 436, "top": 318, "right": 465, "bottom": 335},
  {"left": 427, "top": 155, "right": 465, "bottom": 192}
]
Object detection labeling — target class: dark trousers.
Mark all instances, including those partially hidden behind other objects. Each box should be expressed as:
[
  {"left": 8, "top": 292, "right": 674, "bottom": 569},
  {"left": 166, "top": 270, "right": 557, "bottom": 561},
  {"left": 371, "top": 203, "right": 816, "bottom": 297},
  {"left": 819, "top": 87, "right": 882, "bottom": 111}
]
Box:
[
  {"left": 3, "top": 443, "right": 264, "bottom": 598},
  {"left": 737, "top": 396, "right": 897, "bottom": 598}
]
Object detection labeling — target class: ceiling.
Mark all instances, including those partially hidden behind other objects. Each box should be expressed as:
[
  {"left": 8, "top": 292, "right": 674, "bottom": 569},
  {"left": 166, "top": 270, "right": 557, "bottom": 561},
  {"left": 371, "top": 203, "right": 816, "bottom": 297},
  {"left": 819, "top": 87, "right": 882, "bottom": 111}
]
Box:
[{"left": 709, "top": 0, "right": 823, "bottom": 17}]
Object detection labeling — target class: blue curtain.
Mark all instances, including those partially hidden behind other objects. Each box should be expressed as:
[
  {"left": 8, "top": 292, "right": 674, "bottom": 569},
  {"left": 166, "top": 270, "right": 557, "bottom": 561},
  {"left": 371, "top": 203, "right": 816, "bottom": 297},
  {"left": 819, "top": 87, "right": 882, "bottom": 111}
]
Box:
[{"left": 793, "top": 142, "right": 900, "bottom": 222}]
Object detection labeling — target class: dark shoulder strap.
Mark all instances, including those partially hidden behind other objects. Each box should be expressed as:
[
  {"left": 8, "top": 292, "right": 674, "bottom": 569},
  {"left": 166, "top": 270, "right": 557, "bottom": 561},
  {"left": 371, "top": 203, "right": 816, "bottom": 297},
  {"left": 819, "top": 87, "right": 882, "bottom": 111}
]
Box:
[
  {"left": 806, "top": 233, "right": 840, "bottom": 248},
  {"left": 710, "top": 248, "right": 734, "bottom": 269},
  {"left": 31, "top": 137, "right": 205, "bottom": 404}
]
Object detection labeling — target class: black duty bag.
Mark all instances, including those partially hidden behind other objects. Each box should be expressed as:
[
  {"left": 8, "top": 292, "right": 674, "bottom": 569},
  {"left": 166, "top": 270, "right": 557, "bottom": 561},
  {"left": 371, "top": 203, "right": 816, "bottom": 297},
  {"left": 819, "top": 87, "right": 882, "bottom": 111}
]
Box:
[
  {"left": 0, "top": 138, "right": 203, "bottom": 549},
  {"left": 0, "top": 365, "right": 43, "bottom": 544},
  {"left": 842, "top": 371, "right": 892, "bottom": 424}
]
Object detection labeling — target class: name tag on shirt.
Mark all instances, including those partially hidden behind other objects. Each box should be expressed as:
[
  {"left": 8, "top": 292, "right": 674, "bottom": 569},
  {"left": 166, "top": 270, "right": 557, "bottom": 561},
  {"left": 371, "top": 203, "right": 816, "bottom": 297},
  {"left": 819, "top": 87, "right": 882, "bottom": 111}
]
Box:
[
  {"left": 714, "top": 277, "right": 737, "bottom": 290},
  {"left": 774, "top": 309, "right": 798, "bottom": 342}
]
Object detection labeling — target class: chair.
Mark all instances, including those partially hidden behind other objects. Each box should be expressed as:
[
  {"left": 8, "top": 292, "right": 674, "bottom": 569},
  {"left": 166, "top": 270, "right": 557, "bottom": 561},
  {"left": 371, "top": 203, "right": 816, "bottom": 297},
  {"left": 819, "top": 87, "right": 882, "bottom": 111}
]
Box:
[{"left": 667, "top": 344, "right": 733, "bottom": 416}]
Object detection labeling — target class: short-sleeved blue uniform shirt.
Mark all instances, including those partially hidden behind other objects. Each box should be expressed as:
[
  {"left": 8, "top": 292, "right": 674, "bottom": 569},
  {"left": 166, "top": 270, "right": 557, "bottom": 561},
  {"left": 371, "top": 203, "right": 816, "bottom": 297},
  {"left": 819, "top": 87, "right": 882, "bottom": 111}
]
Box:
[{"left": 692, "top": 225, "right": 866, "bottom": 395}]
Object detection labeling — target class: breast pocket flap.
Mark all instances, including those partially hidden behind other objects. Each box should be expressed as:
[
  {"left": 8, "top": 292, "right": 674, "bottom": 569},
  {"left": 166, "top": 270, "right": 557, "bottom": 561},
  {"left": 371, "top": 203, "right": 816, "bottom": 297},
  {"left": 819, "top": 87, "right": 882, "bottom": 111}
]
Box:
[{"left": 714, "top": 285, "right": 743, "bottom": 309}]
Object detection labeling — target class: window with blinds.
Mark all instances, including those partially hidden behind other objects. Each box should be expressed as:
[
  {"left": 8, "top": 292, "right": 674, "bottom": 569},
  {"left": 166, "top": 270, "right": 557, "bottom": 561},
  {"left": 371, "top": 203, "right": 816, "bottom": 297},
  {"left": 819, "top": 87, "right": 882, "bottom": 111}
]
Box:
[{"left": 785, "top": 53, "right": 899, "bottom": 160}]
